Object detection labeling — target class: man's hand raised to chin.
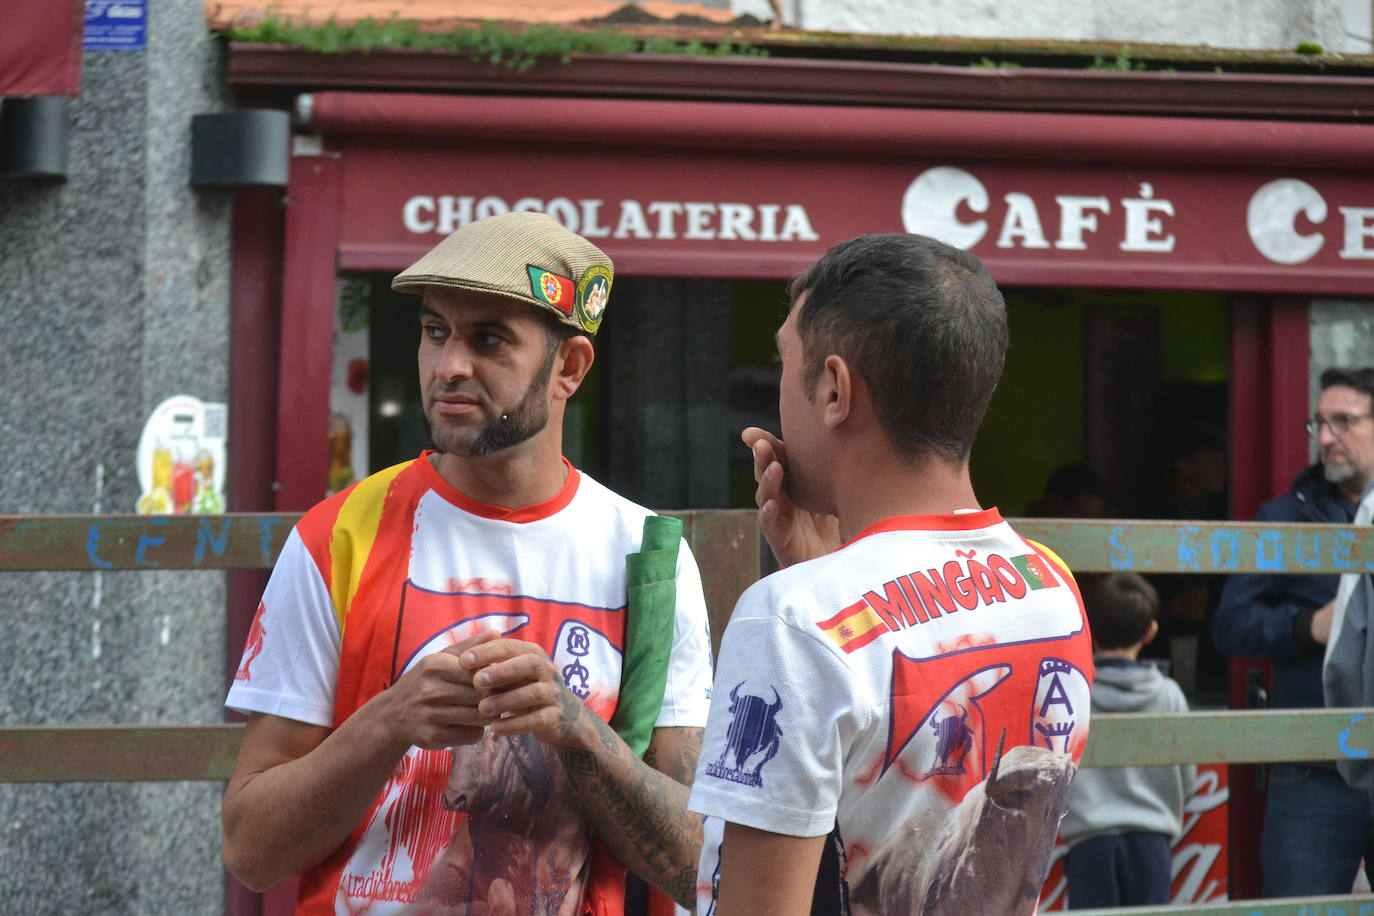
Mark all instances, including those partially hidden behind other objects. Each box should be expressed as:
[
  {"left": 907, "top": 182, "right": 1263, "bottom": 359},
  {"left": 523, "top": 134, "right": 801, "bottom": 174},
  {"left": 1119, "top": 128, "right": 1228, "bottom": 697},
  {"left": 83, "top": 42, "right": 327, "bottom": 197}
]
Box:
[{"left": 742, "top": 426, "right": 840, "bottom": 568}]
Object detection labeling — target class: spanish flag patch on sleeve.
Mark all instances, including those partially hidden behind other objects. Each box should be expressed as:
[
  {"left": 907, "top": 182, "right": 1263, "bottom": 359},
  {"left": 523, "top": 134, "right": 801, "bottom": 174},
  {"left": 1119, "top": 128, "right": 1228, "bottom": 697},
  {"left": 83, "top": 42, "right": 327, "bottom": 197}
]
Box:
[{"left": 817, "top": 598, "right": 890, "bottom": 653}]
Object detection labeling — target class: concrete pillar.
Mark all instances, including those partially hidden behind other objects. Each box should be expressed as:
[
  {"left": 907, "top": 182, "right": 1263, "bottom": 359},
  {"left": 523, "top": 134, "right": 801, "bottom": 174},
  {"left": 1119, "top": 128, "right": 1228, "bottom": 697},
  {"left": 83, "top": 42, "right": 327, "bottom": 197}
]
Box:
[{"left": 0, "top": 3, "right": 232, "bottom": 911}]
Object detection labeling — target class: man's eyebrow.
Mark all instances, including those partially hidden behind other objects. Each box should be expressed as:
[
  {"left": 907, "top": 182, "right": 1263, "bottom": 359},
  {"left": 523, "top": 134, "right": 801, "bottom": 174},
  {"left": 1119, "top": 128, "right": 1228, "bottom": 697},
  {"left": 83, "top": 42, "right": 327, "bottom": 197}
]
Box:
[
  {"left": 417, "top": 308, "right": 516, "bottom": 336},
  {"left": 473, "top": 318, "right": 516, "bottom": 335}
]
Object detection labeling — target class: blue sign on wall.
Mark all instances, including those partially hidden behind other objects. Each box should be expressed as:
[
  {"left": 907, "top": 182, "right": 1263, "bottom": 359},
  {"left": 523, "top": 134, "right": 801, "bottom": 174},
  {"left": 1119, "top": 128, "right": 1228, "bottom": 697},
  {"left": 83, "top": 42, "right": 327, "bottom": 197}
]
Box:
[{"left": 84, "top": 0, "right": 147, "bottom": 51}]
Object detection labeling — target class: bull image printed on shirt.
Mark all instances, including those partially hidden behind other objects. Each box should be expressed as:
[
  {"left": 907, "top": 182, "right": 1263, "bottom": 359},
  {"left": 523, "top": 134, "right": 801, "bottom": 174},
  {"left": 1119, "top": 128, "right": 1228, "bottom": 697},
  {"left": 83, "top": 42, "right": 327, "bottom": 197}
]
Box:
[
  {"left": 846, "top": 646, "right": 1088, "bottom": 915},
  {"left": 706, "top": 682, "right": 783, "bottom": 788},
  {"left": 336, "top": 581, "right": 625, "bottom": 914},
  {"left": 693, "top": 519, "right": 1094, "bottom": 916},
  {"left": 851, "top": 547, "right": 1088, "bottom": 914}
]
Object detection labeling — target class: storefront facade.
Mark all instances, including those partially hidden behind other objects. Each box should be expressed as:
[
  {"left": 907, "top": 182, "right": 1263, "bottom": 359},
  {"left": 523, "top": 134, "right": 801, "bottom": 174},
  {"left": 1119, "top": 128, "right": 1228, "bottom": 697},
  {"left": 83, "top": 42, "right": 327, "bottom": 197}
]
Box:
[
  {"left": 253, "top": 89, "right": 1371, "bottom": 514},
  {"left": 221, "top": 52, "right": 1374, "bottom": 910}
]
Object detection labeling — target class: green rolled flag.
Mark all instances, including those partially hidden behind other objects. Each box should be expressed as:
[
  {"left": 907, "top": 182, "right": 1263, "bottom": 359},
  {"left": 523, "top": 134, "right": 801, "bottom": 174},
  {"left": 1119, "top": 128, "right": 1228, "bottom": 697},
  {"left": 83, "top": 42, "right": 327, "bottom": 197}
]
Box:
[{"left": 610, "top": 514, "right": 682, "bottom": 758}]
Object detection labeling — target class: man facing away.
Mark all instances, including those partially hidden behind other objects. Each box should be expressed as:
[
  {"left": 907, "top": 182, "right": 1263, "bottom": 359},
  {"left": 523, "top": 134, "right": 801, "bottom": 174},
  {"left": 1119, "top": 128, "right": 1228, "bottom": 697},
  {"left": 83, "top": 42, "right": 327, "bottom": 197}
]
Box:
[
  {"left": 221, "top": 212, "right": 714, "bottom": 914},
  {"left": 1211, "top": 366, "right": 1374, "bottom": 897},
  {"left": 689, "top": 233, "right": 1095, "bottom": 915}
]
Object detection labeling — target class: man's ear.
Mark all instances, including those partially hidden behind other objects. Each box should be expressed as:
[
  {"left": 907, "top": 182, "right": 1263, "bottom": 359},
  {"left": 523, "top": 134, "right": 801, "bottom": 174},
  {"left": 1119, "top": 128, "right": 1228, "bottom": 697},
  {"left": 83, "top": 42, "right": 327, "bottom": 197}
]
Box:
[
  {"left": 818, "top": 354, "right": 852, "bottom": 430},
  {"left": 1141, "top": 619, "right": 1159, "bottom": 646},
  {"left": 551, "top": 336, "right": 595, "bottom": 401}
]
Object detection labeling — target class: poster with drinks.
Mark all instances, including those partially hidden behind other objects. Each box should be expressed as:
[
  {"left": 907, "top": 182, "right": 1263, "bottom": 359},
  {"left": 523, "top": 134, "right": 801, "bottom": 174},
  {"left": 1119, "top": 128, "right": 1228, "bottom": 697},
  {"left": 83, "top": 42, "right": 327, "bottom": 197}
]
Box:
[
  {"left": 1039, "top": 763, "right": 1229, "bottom": 909},
  {"left": 135, "top": 395, "right": 227, "bottom": 515}
]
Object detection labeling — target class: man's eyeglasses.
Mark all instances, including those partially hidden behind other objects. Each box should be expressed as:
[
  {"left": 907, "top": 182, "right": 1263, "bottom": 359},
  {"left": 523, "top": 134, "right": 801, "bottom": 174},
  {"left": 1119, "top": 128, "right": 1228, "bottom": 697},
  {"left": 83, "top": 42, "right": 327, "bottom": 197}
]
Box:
[{"left": 1305, "top": 413, "right": 1374, "bottom": 437}]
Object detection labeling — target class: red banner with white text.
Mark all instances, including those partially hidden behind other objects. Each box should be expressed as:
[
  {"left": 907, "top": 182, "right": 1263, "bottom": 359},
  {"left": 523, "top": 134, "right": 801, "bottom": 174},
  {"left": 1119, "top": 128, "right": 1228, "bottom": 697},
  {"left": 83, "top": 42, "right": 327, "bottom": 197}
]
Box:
[
  {"left": 1039, "top": 764, "right": 1230, "bottom": 910},
  {"left": 310, "top": 95, "right": 1374, "bottom": 294}
]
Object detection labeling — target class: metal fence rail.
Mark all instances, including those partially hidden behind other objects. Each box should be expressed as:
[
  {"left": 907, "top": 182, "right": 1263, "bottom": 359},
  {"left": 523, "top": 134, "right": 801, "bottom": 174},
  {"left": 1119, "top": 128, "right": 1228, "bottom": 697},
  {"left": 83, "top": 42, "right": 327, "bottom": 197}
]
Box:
[
  {"left": 1075, "top": 895, "right": 1372, "bottom": 915},
  {"left": 1080, "top": 708, "right": 1373, "bottom": 767},
  {"left": 3, "top": 708, "right": 1371, "bottom": 783},
  {"left": 5, "top": 512, "right": 1373, "bottom": 914},
  {"left": 6, "top": 515, "right": 1374, "bottom": 574},
  {"left": 0, "top": 724, "right": 243, "bottom": 783}
]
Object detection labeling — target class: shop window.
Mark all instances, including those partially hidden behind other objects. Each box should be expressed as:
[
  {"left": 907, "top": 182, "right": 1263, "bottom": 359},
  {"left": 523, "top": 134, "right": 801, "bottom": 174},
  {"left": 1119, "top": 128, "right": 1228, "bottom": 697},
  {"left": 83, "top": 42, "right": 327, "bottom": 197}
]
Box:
[{"left": 974, "top": 287, "right": 1231, "bottom": 704}]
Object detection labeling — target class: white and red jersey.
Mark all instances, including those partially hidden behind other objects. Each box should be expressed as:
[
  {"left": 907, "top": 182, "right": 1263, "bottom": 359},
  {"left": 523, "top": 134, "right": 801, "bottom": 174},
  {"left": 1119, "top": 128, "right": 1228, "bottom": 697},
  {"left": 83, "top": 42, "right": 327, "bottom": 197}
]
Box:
[
  {"left": 226, "top": 453, "right": 713, "bottom": 916},
  {"left": 689, "top": 509, "right": 1093, "bottom": 916}
]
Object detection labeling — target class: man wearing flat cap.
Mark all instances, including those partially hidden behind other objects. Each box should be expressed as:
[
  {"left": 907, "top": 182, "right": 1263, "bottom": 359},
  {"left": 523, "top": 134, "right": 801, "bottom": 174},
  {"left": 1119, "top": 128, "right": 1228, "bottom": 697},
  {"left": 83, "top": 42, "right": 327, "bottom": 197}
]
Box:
[{"left": 222, "top": 213, "right": 713, "bottom": 915}]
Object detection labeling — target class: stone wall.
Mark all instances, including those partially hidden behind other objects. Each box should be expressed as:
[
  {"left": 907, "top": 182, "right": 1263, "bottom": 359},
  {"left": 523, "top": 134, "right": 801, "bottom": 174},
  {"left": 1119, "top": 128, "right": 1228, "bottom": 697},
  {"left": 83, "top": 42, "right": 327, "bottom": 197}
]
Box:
[{"left": 0, "top": 3, "right": 234, "bottom": 912}]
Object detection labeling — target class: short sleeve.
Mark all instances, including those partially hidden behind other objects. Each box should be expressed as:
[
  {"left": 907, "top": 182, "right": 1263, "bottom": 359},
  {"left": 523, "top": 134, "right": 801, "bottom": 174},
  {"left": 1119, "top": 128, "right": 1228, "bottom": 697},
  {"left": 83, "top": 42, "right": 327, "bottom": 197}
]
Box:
[
  {"left": 224, "top": 528, "right": 341, "bottom": 727},
  {"left": 654, "top": 537, "right": 714, "bottom": 728},
  {"left": 688, "top": 603, "right": 863, "bottom": 838}
]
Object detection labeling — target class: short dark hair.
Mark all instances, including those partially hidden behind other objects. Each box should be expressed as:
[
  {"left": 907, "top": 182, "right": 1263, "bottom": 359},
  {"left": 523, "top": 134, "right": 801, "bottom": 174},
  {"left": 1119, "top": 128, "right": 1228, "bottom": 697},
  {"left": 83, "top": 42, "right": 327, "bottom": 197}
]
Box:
[
  {"left": 542, "top": 313, "right": 588, "bottom": 355},
  {"left": 1320, "top": 367, "right": 1374, "bottom": 402},
  {"left": 790, "top": 233, "right": 1007, "bottom": 463},
  {"left": 1084, "top": 573, "right": 1159, "bottom": 650}
]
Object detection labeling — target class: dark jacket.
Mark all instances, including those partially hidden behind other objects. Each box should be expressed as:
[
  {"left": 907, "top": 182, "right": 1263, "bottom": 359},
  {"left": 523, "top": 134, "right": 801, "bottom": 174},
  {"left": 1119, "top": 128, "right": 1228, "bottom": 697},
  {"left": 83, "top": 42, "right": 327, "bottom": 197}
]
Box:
[{"left": 1210, "top": 464, "right": 1357, "bottom": 711}]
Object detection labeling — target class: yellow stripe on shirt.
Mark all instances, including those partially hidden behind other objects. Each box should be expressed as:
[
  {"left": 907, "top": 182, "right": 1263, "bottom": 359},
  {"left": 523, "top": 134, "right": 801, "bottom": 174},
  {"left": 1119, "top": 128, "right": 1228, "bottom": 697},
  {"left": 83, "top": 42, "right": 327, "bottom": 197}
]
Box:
[{"left": 328, "top": 460, "right": 410, "bottom": 633}]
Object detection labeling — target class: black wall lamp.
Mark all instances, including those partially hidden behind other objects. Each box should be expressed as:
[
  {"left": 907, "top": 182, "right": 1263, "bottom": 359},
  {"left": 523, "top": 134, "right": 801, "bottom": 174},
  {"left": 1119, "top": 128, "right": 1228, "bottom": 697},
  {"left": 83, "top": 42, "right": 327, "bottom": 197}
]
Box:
[
  {"left": 190, "top": 109, "right": 289, "bottom": 189},
  {"left": 0, "top": 96, "right": 70, "bottom": 180}
]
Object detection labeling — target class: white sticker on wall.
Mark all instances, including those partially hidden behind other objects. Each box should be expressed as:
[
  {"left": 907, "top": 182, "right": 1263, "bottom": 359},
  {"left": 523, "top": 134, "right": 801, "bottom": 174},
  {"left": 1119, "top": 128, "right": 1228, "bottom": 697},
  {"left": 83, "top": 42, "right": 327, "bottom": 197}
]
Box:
[{"left": 135, "top": 395, "right": 227, "bottom": 514}]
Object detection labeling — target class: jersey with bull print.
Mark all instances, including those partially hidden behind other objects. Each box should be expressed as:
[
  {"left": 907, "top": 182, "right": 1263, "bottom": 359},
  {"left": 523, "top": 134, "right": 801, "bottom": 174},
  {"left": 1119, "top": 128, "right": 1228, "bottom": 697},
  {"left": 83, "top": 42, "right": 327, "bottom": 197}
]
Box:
[
  {"left": 226, "top": 453, "right": 713, "bottom": 916},
  {"left": 689, "top": 508, "right": 1093, "bottom": 916}
]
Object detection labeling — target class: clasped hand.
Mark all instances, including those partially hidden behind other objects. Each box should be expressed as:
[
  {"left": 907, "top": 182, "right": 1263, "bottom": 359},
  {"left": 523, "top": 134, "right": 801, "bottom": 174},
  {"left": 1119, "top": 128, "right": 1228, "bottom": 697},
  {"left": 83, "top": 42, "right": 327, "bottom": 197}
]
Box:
[{"left": 381, "top": 630, "right": 587, "bottom": 751}]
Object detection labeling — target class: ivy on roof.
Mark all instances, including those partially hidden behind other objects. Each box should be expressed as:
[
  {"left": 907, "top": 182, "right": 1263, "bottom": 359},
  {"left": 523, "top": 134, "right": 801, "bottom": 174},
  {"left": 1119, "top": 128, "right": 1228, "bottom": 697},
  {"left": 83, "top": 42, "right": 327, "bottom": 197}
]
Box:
[{"left": 221, "top": 15, "right": 768, "bottom": 70}]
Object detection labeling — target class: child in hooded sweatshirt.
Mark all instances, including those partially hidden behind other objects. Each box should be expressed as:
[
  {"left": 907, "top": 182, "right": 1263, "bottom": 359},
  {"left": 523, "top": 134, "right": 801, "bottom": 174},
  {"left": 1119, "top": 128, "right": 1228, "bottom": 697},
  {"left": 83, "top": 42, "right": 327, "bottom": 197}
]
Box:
[{"left": 1060, "top": 573, "right": 1196, "bottom": 909}]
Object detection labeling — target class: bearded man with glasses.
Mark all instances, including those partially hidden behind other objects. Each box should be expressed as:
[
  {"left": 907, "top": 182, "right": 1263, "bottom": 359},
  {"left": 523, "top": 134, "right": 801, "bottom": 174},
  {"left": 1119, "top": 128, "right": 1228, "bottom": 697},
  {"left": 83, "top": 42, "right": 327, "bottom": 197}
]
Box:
[{"left": 1212, "top": 366, "right": 1374, "bottom": 899}]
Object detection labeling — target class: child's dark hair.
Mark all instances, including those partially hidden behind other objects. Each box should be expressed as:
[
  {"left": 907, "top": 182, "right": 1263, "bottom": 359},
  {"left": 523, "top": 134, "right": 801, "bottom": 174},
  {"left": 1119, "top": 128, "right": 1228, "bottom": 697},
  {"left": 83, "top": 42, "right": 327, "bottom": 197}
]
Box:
[{"left": 1085, "top": 572, "right": 1160, "bottom": 650}]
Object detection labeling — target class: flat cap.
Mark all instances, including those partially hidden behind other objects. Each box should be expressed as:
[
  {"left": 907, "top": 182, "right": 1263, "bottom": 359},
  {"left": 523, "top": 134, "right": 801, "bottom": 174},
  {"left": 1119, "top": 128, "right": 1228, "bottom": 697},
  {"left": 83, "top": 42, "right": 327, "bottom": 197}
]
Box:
[{"left": 392, "top": 211, "right": 613, "bottom": 335}]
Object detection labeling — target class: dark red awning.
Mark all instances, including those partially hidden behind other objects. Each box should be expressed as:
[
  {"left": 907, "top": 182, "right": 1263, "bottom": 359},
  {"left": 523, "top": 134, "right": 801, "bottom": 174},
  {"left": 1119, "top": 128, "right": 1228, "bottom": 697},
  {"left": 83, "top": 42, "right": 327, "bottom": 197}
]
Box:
[{"left": 0, "top": 0, "right": 83, "bottom": 97}]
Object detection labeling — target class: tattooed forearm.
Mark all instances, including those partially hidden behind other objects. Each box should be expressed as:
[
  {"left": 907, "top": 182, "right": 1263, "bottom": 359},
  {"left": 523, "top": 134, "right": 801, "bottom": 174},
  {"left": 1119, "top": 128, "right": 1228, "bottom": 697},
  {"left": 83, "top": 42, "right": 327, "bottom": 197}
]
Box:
[
  {"left": 558, "top": 717, "right": 704, "bottom": 909},
  {"left": 665, "top": 728, "right": 702, "bottom": 787},
  {"left": 565, "top": 748, "right": 598, "bottom": 777},
  {"left": 584, "top": 747, "right": 700, "bottom": 906}
]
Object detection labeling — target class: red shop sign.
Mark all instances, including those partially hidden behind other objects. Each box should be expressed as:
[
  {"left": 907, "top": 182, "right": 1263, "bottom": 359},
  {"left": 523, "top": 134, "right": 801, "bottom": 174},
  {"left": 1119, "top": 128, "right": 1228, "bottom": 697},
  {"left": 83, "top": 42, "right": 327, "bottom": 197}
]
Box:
[{"left": 310, "top": 94, "right": 1374, "bottom": 294}]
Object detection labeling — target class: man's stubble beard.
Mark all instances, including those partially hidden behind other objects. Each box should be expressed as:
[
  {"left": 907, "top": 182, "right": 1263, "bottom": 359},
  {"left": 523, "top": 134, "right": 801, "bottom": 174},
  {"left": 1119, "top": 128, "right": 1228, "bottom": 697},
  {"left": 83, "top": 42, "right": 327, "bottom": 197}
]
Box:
[{"left": 424, "top": 349, "right": 556, "bottom": 458}]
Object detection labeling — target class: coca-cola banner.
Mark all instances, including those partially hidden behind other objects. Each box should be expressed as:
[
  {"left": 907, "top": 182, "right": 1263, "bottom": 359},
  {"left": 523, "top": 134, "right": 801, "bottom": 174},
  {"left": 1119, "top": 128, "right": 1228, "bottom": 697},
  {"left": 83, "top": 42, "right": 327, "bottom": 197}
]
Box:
[
  {"left": 318, "top": 97, "right": 1373, "bottom": 294},
  {"left": 1039, "top": 763, "right": 1229, "bottom": 909}
]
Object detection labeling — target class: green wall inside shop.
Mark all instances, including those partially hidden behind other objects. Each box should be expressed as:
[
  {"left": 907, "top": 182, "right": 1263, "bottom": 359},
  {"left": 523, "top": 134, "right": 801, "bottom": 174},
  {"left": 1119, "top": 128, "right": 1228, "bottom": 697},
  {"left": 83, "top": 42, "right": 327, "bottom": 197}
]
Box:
[
  {"left": 970, "top": 288, "right": 1229, "bottom": 518},
  {"left": 971, "top": 291, "right": 1087, "bottom": 517}
]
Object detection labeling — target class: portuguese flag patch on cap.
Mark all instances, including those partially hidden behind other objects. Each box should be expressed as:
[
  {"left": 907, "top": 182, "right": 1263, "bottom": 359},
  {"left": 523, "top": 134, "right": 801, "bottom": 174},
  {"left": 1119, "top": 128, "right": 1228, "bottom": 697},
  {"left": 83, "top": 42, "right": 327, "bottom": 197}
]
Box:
[{"left": 527, "top": 265, "right": 575, "bottom": 315}]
